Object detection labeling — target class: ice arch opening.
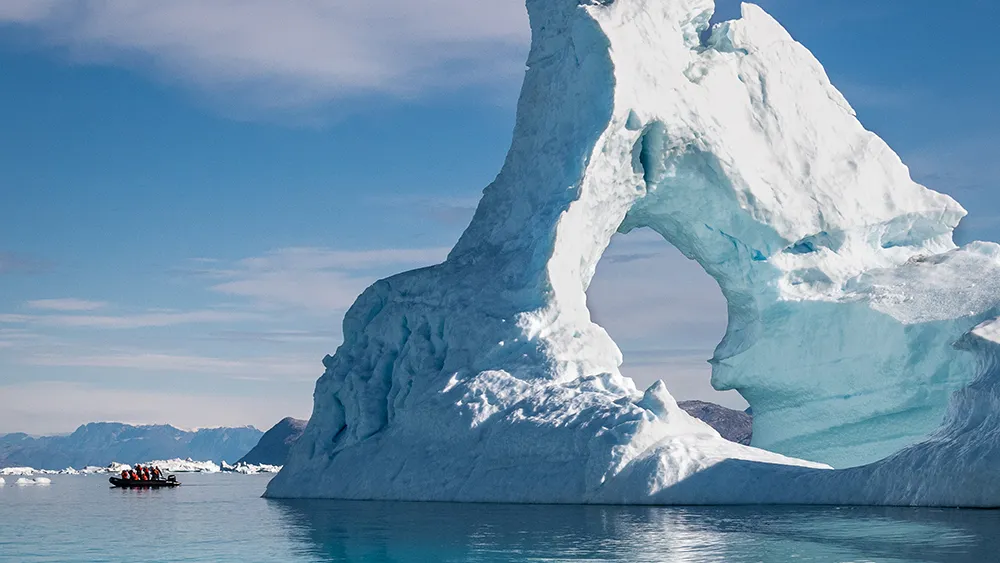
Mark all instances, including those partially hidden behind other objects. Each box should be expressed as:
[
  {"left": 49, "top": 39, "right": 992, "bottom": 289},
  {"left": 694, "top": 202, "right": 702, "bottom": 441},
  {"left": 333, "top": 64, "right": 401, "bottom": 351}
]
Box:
[{"left": 586, "top": 229, "right": 742, "bottom": 410}]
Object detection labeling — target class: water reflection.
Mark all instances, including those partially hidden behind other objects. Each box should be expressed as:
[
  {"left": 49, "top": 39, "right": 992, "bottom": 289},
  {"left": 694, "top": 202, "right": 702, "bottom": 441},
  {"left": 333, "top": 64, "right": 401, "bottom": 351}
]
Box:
[{"left": 267, "top": 500, "right": 1000, "bottom": 563}]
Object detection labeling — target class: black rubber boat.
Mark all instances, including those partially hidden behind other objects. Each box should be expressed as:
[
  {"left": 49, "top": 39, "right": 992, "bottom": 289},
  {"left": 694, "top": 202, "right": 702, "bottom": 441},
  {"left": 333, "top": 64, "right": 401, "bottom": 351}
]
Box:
[{"left": 109, "top": 476, "right": 180, "bottom": 488}]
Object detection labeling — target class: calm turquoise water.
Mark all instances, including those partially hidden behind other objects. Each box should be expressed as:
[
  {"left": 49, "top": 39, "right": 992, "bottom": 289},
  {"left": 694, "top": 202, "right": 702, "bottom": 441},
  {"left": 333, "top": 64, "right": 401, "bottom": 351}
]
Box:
[{"left": 1, "top": 473, "right": 997, "bottom": 562}]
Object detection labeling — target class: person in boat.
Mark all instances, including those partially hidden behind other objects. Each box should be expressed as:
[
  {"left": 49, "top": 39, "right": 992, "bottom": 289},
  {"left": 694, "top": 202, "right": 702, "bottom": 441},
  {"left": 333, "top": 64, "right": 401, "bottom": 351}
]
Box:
[
  {"left": 152, "top": 467, "right": 161, "bottom": 480},
  {"left": 121, "top": 470, "right": 129, "bottom": 480}
]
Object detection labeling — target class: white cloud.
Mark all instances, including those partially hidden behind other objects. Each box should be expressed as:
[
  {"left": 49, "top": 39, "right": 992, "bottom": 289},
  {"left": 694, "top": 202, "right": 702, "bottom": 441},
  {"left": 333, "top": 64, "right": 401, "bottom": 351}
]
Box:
[
  {"left": 0, "top": 309, "right": 259, "bottom": 329},
  {"left": 0, "top": 381, "right": 311, "bottom": 435},
  {"left": 27, "top": 298, "right": 107, "bottom": 312},
  {"left": 1, "top": 0, "right": 529, "bottom": 114},
  {"left": 24, "top": 350, "right": 320, "bottom": 381},
  {"left": 204, "top": 246, "right": 450, "bottom": 312}
]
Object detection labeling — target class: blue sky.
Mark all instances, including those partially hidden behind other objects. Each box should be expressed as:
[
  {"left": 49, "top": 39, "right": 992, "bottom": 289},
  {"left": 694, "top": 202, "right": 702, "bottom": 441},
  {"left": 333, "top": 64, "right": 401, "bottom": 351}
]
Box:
[{"left": 0, "top": 0, "right": 997, "bottom": 434}]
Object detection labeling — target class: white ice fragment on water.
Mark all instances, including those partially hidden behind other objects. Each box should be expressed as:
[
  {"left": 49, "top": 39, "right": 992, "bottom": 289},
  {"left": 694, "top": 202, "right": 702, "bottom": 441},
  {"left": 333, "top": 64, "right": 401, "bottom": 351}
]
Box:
[
  {"left": 14, "top": 477, "right": 51, "bottom": 486},
  {"left": 1, "top": 467, "right": 35, "bottom": 476}
]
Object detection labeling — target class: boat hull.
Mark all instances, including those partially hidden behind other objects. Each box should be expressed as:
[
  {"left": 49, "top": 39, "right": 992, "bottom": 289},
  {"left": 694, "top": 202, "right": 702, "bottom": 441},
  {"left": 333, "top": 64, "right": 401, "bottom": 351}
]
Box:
[{"left": 109, "top": 476, "right": 180, "bottom": 488}]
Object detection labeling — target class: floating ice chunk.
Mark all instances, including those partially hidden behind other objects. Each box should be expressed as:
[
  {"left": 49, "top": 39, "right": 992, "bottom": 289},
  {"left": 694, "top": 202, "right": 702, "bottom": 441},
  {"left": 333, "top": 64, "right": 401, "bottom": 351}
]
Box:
[
  {"left": 1, "top": 467, "right": 35, "bottom": 476},
  {"left": 15, "top": 477, "right": 51, "bottom": 486}
]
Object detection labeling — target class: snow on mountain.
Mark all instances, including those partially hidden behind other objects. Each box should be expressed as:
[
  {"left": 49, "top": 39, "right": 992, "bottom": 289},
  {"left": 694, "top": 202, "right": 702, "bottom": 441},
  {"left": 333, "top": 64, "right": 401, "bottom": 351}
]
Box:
[
  {"left": 267, "top": 0, "right": 1000, "bottom": 506},
  {"left": 0, "top": 423, "right": 262, "bottom": 470},
  {"left": 237, "top": 418, "right": 307, "bottom": 466}
]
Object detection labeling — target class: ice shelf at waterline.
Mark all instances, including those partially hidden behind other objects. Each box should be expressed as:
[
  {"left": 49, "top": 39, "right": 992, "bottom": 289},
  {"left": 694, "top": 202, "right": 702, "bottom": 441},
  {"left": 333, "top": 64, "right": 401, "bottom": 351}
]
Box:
[{"left": 266, "top": 0, "right": 1000, "bottom": 506}]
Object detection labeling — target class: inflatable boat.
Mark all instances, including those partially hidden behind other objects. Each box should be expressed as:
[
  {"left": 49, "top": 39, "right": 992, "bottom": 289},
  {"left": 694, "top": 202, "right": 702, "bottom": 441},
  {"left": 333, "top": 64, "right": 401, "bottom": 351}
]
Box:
[{"left": 109, "top": 475, "right": 180, "bottom": 488}]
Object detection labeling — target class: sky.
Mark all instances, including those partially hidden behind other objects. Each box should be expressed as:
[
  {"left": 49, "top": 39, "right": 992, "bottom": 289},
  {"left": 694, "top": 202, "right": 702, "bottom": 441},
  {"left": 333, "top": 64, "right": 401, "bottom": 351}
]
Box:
[{"left": 0, "top": 0, "right": 997, "bottom": 435}]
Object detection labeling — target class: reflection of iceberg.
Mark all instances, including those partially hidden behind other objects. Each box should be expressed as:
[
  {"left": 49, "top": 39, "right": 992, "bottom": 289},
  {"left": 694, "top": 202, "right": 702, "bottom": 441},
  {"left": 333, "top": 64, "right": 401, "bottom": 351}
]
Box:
[
  {"left": 267, "top": 0, "right": 1000, "bottom": 506},
  {"left": 268, "top": 500, "right": 997, "bottom": 562}
]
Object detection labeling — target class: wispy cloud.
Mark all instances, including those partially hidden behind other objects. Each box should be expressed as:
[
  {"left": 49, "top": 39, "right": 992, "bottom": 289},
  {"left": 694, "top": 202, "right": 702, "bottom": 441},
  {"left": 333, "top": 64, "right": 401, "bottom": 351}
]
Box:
[
  {"left": 0, "top": 309, "right": 259, "bottom": 329},
  {"left": 27, "top": 298, "right": 107, "bottom": 312},
  {"left": 369, "top": 195, "right": 481, "bottom": 227},
  {"left": 0, "top": 381, "right": 311, "bottom": 435},
  {"left": 0, "top": 0, "right": 529, "bottom": 116},
  {"left": 24, "top": 350, "right": 319, "bottom": 380},
  {"left": 208, "top": 329, "right": 338, "bottom": 345},
  {"left": 201, "top": 246, "right": 450, "bottom": 312}
]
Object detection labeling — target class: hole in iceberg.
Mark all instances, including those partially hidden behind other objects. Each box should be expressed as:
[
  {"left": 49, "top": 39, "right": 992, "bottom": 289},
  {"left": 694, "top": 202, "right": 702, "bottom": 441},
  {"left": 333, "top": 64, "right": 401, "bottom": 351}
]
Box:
[{"left": 586, "top": 229, "right": 747, "bottom": 411}]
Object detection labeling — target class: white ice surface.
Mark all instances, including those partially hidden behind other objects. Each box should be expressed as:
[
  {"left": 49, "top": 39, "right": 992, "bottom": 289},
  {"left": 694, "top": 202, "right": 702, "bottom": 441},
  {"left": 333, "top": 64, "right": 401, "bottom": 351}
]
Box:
[{"left": 266, "top": 0, "right": 1000, "bottom": 506}]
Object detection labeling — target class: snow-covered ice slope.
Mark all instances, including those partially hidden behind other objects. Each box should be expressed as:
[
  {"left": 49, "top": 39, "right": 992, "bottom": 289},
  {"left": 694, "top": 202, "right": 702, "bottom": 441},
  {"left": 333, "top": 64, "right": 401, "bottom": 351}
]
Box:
[{"left": 267, "top": 0, "right": 1000, "bottom": 506}]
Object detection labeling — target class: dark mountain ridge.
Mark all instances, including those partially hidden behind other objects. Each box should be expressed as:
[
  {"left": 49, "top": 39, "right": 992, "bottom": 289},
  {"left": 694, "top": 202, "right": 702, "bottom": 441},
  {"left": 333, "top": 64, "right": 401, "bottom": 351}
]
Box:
[
  {"left": 237, "top": 417, "right": 307, "bottom": 465},
  {"left": 678, "top": 400, "right": 753, "bottom": 445}
]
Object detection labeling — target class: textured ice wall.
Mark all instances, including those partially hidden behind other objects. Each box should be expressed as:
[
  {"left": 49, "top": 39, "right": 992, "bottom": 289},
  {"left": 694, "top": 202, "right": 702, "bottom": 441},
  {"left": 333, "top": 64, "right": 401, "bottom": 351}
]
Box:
[{"left": 266, "top": 0, "right": 1000, "bottom": 505}]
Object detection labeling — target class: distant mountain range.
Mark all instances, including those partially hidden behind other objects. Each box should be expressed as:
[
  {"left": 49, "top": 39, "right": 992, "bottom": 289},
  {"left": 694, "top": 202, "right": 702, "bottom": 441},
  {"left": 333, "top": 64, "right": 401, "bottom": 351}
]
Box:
[
  {"left": 678, "top": 400, "right": 753, "bottom": 445},
  {"left": 0, "top": 423, "right": 263, "bottom": 470},
  {"left": 237, "top": 417, "right": 307, "bottom": 466}
]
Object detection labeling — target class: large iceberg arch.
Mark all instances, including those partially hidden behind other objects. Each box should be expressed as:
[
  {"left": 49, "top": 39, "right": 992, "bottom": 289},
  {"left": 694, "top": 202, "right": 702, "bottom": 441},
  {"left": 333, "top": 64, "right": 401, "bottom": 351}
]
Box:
[{"left": 266, "top": 0, "right": 1000, "bottom": 506}]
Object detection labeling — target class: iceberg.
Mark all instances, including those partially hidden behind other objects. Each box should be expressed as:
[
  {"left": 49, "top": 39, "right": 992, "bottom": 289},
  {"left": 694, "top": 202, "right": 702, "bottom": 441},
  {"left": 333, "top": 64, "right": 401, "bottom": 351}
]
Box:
[
  {"left": 222, "top": 461, "right": 282, "bottom": 474},
  {"left": 1, "top": 467, "right": 36, "bottom": 476},
  {"left": 143, "top": 459, "right": 221, "bottom": 473},
  {"left": 0, "top": 477, "right": 4, "bottom": 486},
  {"left": 267, "top": 0, "right": 1000, "bottom": 506}
]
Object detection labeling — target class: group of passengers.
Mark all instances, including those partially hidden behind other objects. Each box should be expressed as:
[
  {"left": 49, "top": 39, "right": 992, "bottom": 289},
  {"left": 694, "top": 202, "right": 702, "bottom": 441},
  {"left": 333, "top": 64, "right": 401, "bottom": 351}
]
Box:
[{"left": 120, "top": 464, "right": 163, "bottom": 481}]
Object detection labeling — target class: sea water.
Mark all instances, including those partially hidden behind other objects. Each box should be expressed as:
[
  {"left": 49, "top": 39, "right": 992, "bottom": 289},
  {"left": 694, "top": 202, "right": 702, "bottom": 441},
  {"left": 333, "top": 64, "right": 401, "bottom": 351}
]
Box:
[{"left": 0, "top": 473, "right": 997, "bottom": 562}]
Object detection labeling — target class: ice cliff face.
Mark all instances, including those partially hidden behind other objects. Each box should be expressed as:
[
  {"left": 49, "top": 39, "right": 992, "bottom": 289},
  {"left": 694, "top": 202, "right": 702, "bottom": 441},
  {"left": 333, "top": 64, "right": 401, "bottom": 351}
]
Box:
[{"left": 266, "top": 0, "right": 1000, "bottom": 506}]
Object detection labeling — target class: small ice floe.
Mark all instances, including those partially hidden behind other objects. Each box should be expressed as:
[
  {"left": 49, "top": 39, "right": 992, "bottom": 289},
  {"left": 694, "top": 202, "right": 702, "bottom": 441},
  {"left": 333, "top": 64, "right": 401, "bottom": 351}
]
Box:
[
  {"left": 221, "top": 461, "right": 282, "bottom": 474},
  {"left": 37, "top": 468, "right": 75, "bottom": 475},
  {"left": 0, "top": 477, "right": 5, "bottom": 486},
  {"left": 143, "top": 459, "right": 220, "bottom": 473},
  {"left": 15, "top": 477, "right": 51, "bottom": 486},
  {"left": 1, "top": 467, "right": 36, "bottom": 476}
]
